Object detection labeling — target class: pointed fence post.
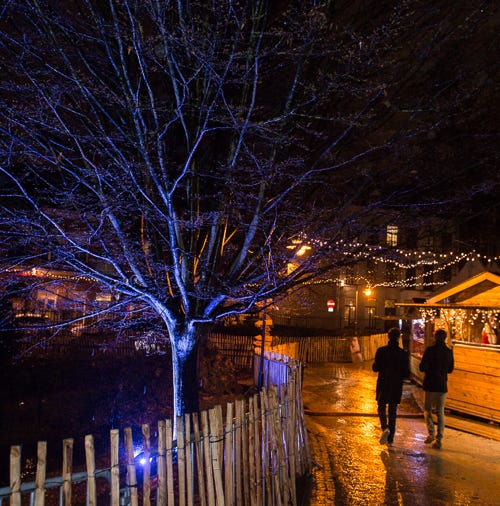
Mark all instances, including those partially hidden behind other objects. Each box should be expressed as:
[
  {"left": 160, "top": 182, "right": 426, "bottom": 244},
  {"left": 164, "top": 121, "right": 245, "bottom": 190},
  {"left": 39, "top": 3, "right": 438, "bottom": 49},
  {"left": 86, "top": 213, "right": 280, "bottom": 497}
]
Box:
[
  {"left": 85, "top": 435, "right": 96, "bottom": 506},
  {"left": 142, "top": 424, "right": 151, "bottom": 506},
  {"left": 34, "top": 441, "right": 47, "bottom": 506},
  {"left": 124, "top": 428, "right": 138, "bottom": 506},
  {"left": 62, "top": 438, "right": 73, "bottom": 506},
  {"left": 157, "top": 420, "right": 167, "bottom": 506},
  {"left": 10, "top": 445, "right": 21, "bottom": 506},
  {"left": 110, "top": 429, "right": 120, "bottom": 506}
]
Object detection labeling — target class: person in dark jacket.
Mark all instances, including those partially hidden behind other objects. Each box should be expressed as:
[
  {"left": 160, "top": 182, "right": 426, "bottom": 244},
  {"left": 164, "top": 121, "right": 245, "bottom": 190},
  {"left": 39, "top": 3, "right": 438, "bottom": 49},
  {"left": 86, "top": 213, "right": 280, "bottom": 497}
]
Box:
[
  {"left": 372, "top": 327, "right": 410, "bottom": 445},
  {"left": 419, "top": 328, "right": 454, "bottom": 449}
]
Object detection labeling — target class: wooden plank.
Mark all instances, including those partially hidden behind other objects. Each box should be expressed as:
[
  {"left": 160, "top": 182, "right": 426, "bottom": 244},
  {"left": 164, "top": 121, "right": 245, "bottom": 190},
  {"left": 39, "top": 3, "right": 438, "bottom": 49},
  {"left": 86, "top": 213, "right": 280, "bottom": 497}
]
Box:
[
  {"left": 453, "top": 346, "right": 500, "bottom": 373},
  {"left": 285, "top": 381, "right": 297, "bottom": 506},
  {"left": 268, "top": 388, "right": 285, "bottom": 506},
  {"left": 34, "top": 441, "right": 47, "bottom": 506},
  {"left": 449, "top": 373, "right": 500, "bottom": 407},
  {"left": 110, "top": 429, "right": 120, "bottom": 506},
  {"left": 142, "top": 424, "right": 151, "bottom": 506},
  {"left": 85, "top": 435, "right": 96, "bottom": 506},
  {"left": 241, "top": 399, "right": 250, "bottom": 506},
  {"left": 453, "top": 357, "right": 500, "bottom": 375},
  {"left": 450, "top": 373, "right": 500, "bottom": 394},
  {"left": 201, "top": 410, "right": 216, "bottom": 506},
  {"left": 62, "top": 438, "right": 73, "bottom": 506},
  {"left": 252, "top": 395, "right": 262, "bottom": 506},
  {"left": 177, "top": 416, "right": 186, "bottom": 506},
  {"left": 10, "top": 445, "right": 21, "bottom": 506},
  {"left": 260, "top": 390, "right": 272, "bottom": 505},
  {"left": 450, "top": 372, "right": 500, "bottom": 393},
  {"left": 224, "top": 402, "right": 234, "bottom": 506},
  {"left": 446, "top": 413, "right": 500, "bottom": 441},
  {"left": 165, "top": 419, "right": 175, "bottom": 506},
  {"left": 124, "top": 428, "right": 139, "bottom": 506},
  {"left": 191, "top": 413, "right": 206, "bottom": 506},
  {"left": 286, "top": 379, "right": 298, "bottom": 505},
  {"left": 209, "top": 407, "right": 225, "bottom": 506},
  {"left": 454, "top": 362, "right": 500, "bottom": 376},
  {"left": 157, "top": 421, "right": 167, "bottom": 506},
  {"left": 184, "top": 414, "right": 194, "bottom": 506},
  {"left": 234, "top": 399, "right": 243, "bottom": 506},
  {"left": 295, "top": 365, "right": 311, "bottom": 476},
  {"left": 446, "top": 399, "right": 500, "bottom": 422}
]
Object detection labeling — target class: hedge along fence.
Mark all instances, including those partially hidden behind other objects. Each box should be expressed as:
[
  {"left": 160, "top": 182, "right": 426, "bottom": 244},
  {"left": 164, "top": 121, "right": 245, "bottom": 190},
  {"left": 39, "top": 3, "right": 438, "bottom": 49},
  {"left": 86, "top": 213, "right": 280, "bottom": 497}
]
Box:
[{"left": 1, "top": 357, "right": 310, "bottom": 506}]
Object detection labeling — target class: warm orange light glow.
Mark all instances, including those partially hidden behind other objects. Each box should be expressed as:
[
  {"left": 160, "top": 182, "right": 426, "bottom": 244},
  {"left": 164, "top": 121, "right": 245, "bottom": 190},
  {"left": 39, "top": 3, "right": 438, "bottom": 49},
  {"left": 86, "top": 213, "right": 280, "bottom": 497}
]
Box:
[
  {"left": 363, "top": 288, "right": 372, "bottom": 296},
  {"left": 296, "top": 245, "right": 311, "bottom": 256},
  {"left": 286, "top": 239, "right": 311, "bottom": 257}
]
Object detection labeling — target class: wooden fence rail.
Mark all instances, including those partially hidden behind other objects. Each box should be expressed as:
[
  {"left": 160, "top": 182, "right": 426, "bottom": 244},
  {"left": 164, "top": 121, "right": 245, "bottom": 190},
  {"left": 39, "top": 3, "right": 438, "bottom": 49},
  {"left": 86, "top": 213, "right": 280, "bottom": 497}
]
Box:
[{"left": 0, "top": 357, "right": 310, "bottom": 506}]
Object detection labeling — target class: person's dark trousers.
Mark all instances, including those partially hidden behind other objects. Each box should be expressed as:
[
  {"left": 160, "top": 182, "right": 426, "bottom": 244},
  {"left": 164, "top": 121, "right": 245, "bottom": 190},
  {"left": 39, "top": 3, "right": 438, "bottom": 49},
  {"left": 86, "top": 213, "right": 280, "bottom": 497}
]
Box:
[{"left": 377, "top": 401, "right": 398, "bottom": 442}]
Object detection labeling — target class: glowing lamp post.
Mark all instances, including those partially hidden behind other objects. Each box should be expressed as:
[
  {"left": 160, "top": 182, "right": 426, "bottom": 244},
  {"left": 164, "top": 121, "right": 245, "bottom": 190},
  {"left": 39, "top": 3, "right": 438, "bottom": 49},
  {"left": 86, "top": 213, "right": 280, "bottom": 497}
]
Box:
[{"left": 355, "top": 285, "right": 373, "bottom": 335}]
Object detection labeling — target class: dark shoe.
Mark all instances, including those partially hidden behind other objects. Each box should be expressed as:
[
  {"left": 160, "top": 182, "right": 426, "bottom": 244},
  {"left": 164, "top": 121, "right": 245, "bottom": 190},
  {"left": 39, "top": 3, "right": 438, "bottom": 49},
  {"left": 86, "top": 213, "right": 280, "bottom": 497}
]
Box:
[
  {"left": 424, "top": 436, "right": 435, "bottom": 444},
  {"left": 432, "top": 440, "right": 442, "bottom": 449},
  {"left": 379, "top": 428, "right": 390, "bottom": 444}
]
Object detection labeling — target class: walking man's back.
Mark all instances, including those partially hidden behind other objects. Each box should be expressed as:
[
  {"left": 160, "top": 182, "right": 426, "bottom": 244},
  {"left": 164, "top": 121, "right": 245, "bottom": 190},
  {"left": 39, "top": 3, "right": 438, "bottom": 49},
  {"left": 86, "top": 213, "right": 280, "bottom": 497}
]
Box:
[
  {"left": 419, "top": 328, "right": 454, "bottom": 449},
  {"left": 372, "top": 327, "right": 410, "bottom": 446}
]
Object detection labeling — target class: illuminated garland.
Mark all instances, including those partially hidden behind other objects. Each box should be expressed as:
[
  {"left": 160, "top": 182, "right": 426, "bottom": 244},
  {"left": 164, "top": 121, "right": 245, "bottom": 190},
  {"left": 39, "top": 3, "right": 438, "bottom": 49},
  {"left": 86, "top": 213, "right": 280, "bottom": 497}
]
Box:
[
  {"left": 295, "top": 233, "right": 499, "bottom": 268},
  {"left": 305, "top": 258, "right": 465, "bottom": 290},
  {"left": 419, "top": 307, "right": 500, "bottom": 329},
  {"left": 289, "top": 233, "right": 499, "bottom": 290},
  {"left": 12, "top": 238, "right": 500, "bottom": 290},
  {"left": 11, "top": 266, "right": 97, "bottom": 283}
]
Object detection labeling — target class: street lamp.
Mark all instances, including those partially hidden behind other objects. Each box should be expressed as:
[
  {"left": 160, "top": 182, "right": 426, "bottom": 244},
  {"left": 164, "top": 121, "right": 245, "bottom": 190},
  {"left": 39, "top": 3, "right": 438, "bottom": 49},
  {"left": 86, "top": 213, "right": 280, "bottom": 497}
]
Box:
[{"left": 355, "top": 285, "right": 373, "bottom": 336}]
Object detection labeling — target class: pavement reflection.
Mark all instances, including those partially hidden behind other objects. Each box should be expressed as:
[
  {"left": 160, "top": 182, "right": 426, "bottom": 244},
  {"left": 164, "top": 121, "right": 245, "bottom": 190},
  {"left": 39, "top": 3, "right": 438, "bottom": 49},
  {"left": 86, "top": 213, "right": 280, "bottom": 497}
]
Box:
[{"left": 302, "top": 362, "right": 500, "bottom": 506}]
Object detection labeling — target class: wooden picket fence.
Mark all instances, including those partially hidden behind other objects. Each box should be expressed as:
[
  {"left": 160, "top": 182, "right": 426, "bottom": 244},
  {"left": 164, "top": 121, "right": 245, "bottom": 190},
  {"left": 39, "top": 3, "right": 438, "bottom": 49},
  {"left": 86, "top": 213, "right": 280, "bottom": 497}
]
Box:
[
  {"left": 268, "top": 335, "right": 352, "bottom": 363},
  {"left": 13, "top": 330, "right": 385, "bottom": 368},
  {"left": 1, "top": 356, "right": 310, "bottom": 506},
  {"left": 206, "top": 334, "right": 255, "bottom": 370},
  {"left": 265, "top": 334, "right": 388, "bottom": 363}
]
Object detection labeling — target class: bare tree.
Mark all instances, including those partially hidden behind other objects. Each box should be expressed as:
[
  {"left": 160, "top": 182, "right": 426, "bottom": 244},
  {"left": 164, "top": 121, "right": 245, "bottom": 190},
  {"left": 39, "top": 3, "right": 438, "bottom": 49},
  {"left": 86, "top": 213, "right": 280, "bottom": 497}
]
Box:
[{"left": 1, "top": 0, "right": 497, "bottom": 416}]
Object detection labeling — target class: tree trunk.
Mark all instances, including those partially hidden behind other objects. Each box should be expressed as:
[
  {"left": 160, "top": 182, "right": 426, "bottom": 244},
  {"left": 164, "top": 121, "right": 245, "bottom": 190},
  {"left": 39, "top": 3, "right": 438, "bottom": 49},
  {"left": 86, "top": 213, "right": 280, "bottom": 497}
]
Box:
[{"left": 171, "top": 339, "right": 200, "bottom": 419}]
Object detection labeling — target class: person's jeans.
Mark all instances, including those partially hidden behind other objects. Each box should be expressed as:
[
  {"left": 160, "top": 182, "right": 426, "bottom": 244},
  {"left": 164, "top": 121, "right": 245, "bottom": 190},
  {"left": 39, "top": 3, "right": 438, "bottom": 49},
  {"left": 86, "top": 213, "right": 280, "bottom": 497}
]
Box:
[
  {"left": 424, "top": 391, "right": 447, "bottom": 440},
  {"left": 377, "top": 401, "right": 398, "bottom": 441}
]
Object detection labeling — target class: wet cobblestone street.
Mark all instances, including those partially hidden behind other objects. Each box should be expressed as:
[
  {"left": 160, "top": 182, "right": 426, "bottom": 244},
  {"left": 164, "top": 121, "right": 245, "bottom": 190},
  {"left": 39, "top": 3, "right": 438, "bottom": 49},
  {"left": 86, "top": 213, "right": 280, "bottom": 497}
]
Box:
[{"left": 301, "top": 362, "right": 500, "bottom": 506}]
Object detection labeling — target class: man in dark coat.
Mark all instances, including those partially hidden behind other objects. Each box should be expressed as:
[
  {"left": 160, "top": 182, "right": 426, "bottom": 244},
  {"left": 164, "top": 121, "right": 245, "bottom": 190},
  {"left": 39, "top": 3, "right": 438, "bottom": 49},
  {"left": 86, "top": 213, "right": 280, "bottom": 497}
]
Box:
[
  {"left": 419, "top": 328, "right": 454, "bottom": 449},
  {"left": 372, "top": 327, "right": 410, "bottom": 445}
]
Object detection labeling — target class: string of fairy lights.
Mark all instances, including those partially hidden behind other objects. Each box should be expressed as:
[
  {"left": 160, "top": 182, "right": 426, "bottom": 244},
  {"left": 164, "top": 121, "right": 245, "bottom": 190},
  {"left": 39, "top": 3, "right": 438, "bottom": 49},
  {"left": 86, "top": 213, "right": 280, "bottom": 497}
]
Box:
[
  {"left": 295, "top": 234, "right": 500, "bottom": 268},
  {"left": 292, "top": 236, "right": 500, "bottom": 336},
  {"left": 293, "top": 235, "right": 499, "bottom": 290},
  {"left": 12, "top": 237, "right": 500, "bottom": 303},
  {"left": 419, "top": 307, "right": 500, "bottom": 339}
]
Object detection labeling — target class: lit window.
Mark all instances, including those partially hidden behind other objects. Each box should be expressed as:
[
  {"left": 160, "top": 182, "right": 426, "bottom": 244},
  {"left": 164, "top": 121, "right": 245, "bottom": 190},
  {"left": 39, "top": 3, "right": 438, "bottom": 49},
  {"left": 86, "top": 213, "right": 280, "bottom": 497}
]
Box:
[{"left": 386, "top": 225, "right": 398, "bottom": 246}]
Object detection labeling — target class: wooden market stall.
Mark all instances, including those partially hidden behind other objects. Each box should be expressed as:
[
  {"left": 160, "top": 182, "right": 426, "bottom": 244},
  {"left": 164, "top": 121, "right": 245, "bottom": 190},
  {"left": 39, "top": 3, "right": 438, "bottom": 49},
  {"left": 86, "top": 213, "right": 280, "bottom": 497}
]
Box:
[{"left": 400, "top": 266, "right": 500, "bottom": 423}]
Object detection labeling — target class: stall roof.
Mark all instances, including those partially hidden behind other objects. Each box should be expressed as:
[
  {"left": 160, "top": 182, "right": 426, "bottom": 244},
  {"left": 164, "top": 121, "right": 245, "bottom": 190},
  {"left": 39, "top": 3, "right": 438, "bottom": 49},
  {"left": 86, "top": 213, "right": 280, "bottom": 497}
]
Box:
[
  {"left": 427, "top": 270, "right": 500, "bottom": 306},
  {"left": 395, "top": 302, "right": 500, "bottom": 309},
  {"left": 395, "top": 268, "right": 500, "bottom": 309}
]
